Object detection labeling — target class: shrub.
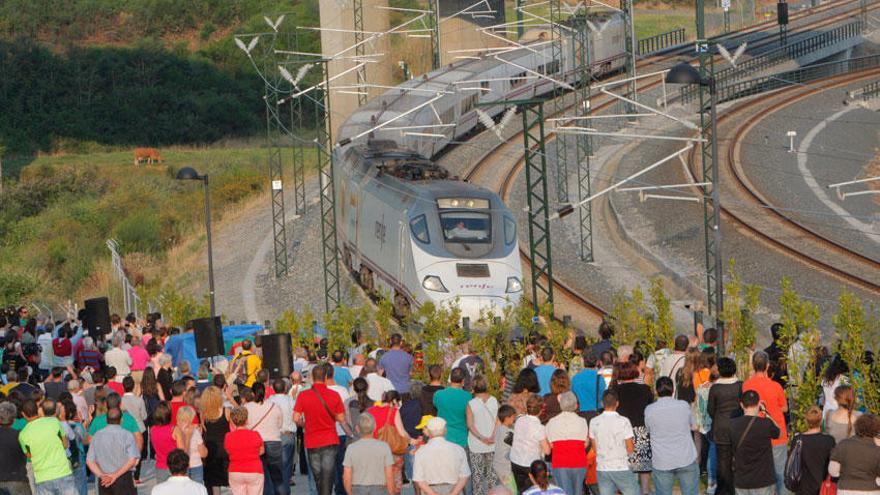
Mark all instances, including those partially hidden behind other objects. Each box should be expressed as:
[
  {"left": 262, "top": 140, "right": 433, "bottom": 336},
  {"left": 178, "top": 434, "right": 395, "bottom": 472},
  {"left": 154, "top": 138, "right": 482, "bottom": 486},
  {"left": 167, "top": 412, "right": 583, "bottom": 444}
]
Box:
[{"left": 114, "top": 211, "right": 162, "bottom": 255}]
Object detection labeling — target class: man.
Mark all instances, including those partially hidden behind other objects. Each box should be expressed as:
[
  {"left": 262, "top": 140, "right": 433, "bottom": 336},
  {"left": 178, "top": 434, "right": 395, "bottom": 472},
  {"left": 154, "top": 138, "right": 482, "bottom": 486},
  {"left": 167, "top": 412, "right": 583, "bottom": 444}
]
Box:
[
  {"left": 86, "top": 408, "right": 140, "bottom": 495},
  {"left": 68, "top": 379, "right": 91, "bottom": 426},
  {"left": 644, "top": 377, "right": 699, "bottom": 495},
  {"left": 533, "top": 348, "right": 558, "bottom": 396},
  {"left": 378, "top": 333, "right": 413, "bottom": 395},
  {"left": 89, "top": 394, "right": 143, "bottom": 454},
  {"left": 105, "top": 367, "right": 124, "bottom": 396},
  {"left": 598, "top": 351, "right": 615, "bottom": 388},
  {"left": 293, "top": 363, "right": 348, "bottom": 495},
  {"left": 330, "top": 351, "right": 353, "bottom": 390},
  {"left": 363, "top": 359, "right": 394, "bottom": 403},
  {"left": 421, "top": 364, "right": 445, "bottom": 416},
  {"left": 151, "top": 449, "right": 208, "bottom": 495},
  {"left": 38, "top": 329, "right": 55, "bottom": 380},
  {"left": 342, "top": 414, "right": 395, "bottom": 495},
  {"left": 104, "top": 337, "right": 132, "bottom": 378},
  {"left": 412, "top": 417, "right": 471, "bottom": 495},
  {"left": 571, "top": 351, "right": 606, "bottom": 420},
  {"left": 450, "top": 340, "right": 483, "bottom": 391},
  {"left": 646, "top": 334, "right": 688, "bottom": 389},
  {"left": 730, "top": 390, "right": 781, "bottom": 495},
  {"left": 589, "top": 390, "right": 638, "bottom": 495},
  {"left": 569, "top": 336, "right": 587, "bottom": 376},
  {"left": 268, "top": 378, "right": 297, "bottom": 492},
  {"left": 590, "top": 321, "right": 614, "bottom": 358},
  {"left": 349, "top": 354, "right": 366, "bottom": 381},
  {"left": 742, "top": 351, "right": 788, "bottom": 495},
  {"left": 233, "top": 339, "right": 263, "bottom": 387},
  {"left": 42, "top": 368, "right": 66, "bottom": 401},
  {"left": 19, "top": 399, "right": 76, "bottom": 495},
  {"left": 168, "top": 380, "right": 195, "bottom": 425},
  {"left": 326, "top": 364, "right": 352, "bottom": 495},
  {"left": 433, "top": 367, "right": 473, "bottom": 450},
  {"left": 0, "top": 402, "right": 29, "bottom": 495},
  {"left": 121, "top": 376, "right": 147, "bottom": 435}
]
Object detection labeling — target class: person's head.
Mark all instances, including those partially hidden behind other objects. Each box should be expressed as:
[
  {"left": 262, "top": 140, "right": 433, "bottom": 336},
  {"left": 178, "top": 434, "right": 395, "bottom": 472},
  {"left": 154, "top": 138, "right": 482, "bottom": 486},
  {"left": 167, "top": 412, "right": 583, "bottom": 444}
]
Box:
[
  {"left": 740, "top": 389, "right": 760, "bottom": 411},
  {"left": 583, "top": 350, "right": 599, "bottom": 368},
  {"left": 526, "top": 393, "right": 543, "bottom": 416},
  {"left": 106, "top": 393, "right": 123, "bottom": 410},
  {"left": 674, "top": 334, "right": 689, "bottom": 352},
  {"left": 498, "top": 404, "right": 517, "bottom": 426},
  {"left": 171, "top": 380, "right": 187, "bottom": 399},
  {"left": 549, "top": 369, "right": 570, "bottom": 395},
  {"left": 717, "top": 357, "right": 737, "bottom": 378},
  {"left": 158, "top": 354, "right": 172, "bottom": 368},
  {"left": 804, "top": 406, "right": 823, "bottom": 430},
  {"left": 321, "top": 363, "right": 335, "bottom": 381},
  {"left": 390, "top": 333, "right": 402, "bottom": 348},
  {"left": 176, "top": 405, "right": 196, "bottom": 427},
  {"left": 241, "top": 339, "right": 252, "bottom": 351},
  {"left": 540, "top": 347, "right": 554, "bottom": 364},
  {"left": 425, "top": 417, "right": 446, "bottom": 438},
  {"left": 153, "top": 401, "right": 172, "bottom": 426},
  {"left": 331, "top": 350, "right": 345, "bottom": 365},
  {"left": 312, "top": 363, "right": 328, "bottom": 383},
  {"left": 528, "top": 460, "right": 551, "bottom": 491},
  {"left": 558, "top": 391, "right": 578, "bottom": 413},
  {"left": 573, "top": 335, "right": 587, "bottom": 353},
  {"left": 600, "top": 350, "right": 615, "bottom": 367},
  {"left": 770, "top": 323, "right": 783, "bottom": 343},
  {"left": 107, "top": 407, "right": 122, "bottom": 425},
  {"left": 834, "top": 385, "right": 856, "bottom": 411},
  {"left": 271, "top": 378, "right": 286, "bottom": 395},
  {"left": 67, "top": 379, "right": 82, "bottom": 393},
  {"left": 166, "top": 448, "right": 190, "bottom": 476},
  {"left": 381, "top": 390, "right": 401, "bottom": 406},
  {"left": 472, "top": 375, "right": 488, "bottom": 394},
  {"left": 601, "top": 389, "right": 619, "bottom": 411},
  {"left": 353, "top": 354, "right": 366, "bottom": 366},
  {"left": 198, "top": 386, "right": 225, "bottom": 423},
  {"left": 752, "top": 351, "right": 769, "bottom": 373},
  {"left": 178, "top": 361, "right": 191, "bottom": 377},
  {"left": 449, "top": 367, "right": 465, "bottom": 385},
  {"left": 598, "top": 321, "right": 614, "bottom": 341},
  {"left": 703, "top": 328, "right": 718, "bottom": 346},
  {"left": 409, "top": 381, "right": 423, "bottom": 402},
  {"left": 21, "top": 399, "right": 38, "bottom": 419},
  {"left": 616, "top": 345, "right": 633, "bottom": 363},
  {"left": 655, "top": 376, "right": 675, "bottom": 397},
  {"left": 40, "top": 398, "right": 57, "bottom": 417},
  {"left": 824, "top": 355, "right": 849, "bottom": 384},
  {"left": 230, "top": 406, "right": 249, "bottom": 427},
  {"left": 356, "top": 412, "right": 377, "bottom": 436},
  {"left": 428, "top": 364, "right": 443, "bottom": 383},
  {"left": 0, "top": 402, "right": 16, "bottom": 427},
  {"left": 251, "top": 382, "right": 266, "bottom": 403},
  {"left": 122, "top": 376, "right": 135, "bottom": 393},
  {"left": 513, "top": 368, "right": 540, "bottom": 394},
  {"left": 853, "top": 413, "right": 880, "bottom": 439},
  {"left": 616, "top": 361, "right": 640, "bottom": 382}
]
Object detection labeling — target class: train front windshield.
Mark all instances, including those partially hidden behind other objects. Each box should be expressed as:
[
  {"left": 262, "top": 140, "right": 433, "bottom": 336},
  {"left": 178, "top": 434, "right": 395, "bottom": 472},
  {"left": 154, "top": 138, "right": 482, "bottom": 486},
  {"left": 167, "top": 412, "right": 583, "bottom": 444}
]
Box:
[{"left": 440, "top": 212, "right": 491, "bottom": 243}]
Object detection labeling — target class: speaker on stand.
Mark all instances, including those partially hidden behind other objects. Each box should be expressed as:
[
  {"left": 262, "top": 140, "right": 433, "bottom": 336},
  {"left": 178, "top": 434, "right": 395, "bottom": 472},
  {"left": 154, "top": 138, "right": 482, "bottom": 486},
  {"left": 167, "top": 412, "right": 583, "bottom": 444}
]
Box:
[
  {"left": 190, "top": 316, "right": 224, "bottom": 358},
  {"left": 84, "top": 297, "right": 112, "bottom": 341},
  {"left": 260, "top": 333, "right": 293, "bottom": 379}
]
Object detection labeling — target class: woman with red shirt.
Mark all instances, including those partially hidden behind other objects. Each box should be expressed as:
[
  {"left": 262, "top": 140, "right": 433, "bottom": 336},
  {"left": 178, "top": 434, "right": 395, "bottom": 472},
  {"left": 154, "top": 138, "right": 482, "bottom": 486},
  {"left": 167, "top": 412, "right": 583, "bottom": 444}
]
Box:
[
  {"left": 367, "top": 390, "right": 411, "bottom": 493},
  {"left": 225, "top": 406, "right": 265, "bottom": 495},
  {"left": 150, "top": 402, "right": 177, "bottom": 483}
]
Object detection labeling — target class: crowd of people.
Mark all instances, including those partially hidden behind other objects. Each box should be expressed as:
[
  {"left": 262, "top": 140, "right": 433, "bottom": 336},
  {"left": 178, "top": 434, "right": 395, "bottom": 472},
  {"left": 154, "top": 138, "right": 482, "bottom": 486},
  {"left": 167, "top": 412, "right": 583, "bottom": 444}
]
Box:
[{"left": 0, "top": 305, "right": 878, "bottom": 495}]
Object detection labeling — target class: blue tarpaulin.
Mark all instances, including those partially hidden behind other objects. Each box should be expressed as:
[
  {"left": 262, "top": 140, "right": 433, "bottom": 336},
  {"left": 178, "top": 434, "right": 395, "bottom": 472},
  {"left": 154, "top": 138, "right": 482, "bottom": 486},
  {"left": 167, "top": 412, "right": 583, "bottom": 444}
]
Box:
[{"left": 164, "top": 324, "right": 262, "bottom": 371}]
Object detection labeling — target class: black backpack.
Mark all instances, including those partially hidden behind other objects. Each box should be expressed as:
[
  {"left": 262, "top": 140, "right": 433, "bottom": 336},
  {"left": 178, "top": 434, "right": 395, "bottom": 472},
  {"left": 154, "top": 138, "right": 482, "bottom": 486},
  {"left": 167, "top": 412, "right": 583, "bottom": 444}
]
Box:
[
  {"left": 67, "top": 432, "right": 81, "bottom": 469},
  {"left": 784, "top": 437, "right": 804, "bottom": 491}
]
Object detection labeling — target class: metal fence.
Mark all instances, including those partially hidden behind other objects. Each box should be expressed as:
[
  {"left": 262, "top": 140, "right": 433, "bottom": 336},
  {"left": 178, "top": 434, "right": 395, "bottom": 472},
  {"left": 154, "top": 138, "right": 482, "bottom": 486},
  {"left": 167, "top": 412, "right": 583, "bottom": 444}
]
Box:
[
  {"left": 682, "top": 20, "right": 863, "bottom": 102},
  {"left": 107, "top": 239, "right": 142, "bottom": 319},
  {"left": 716, "top": 54, "right": 880, "bottom": 102},
  {"left": 638, "top": 28, "right": 686, "bottom": 55},
  {"left": 854, "top": 79, "right": 880, "bottom": 100}
]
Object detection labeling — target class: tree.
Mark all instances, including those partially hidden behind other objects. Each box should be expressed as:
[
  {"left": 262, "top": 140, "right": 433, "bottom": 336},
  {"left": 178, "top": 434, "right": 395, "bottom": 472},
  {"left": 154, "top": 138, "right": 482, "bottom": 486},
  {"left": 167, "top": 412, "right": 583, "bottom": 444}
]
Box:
[
  {"left": 834, "top": 291, "right": 880, "bottom": 414},
  {"left": 721, "top": 260, "right": 761, "bottom": 378}
]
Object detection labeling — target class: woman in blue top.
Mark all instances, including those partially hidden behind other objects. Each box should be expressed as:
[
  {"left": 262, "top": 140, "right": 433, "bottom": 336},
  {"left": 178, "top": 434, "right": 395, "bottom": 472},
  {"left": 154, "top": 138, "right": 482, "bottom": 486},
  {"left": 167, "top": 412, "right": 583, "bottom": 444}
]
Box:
[{"left": 522, "top": 460, "right": 566, "bottom": 495}]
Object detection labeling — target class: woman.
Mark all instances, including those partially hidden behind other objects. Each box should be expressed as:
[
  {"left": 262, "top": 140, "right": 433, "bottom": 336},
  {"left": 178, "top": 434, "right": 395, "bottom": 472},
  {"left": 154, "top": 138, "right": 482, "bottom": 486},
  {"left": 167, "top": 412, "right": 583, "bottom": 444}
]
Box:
[
  {"left": 400, "top": 381, "right": 424, "bottom": 495},
  {"left": 367, "top": 390, "right": 410, "bottom": 493},
  {"left": 346, "top": 377, "right": 371, "bottom": 438},
  {"left": 509, "top": 368, "right": 540, "bottom": 416},
  {"left": 77, "top": 337, "right": 102, "bottom": 372},
  {"left": 199, "top": 386, "right": 231, "bottom": 495},
  {"left": 150, "top": 402, "right": 176, "bottom": 483},
  {"left": 675, "top": 347, "right": 703, "bottom": 404},
  {"left": 540, "top": 369, "right": 570, "bottom": 424},
  {"left": 173, "top": 406, "right": 208, "bottom": 484},
  {"left": 522, "top": 460, "right": 565, "bottom": 495},
  {"left": 510, "top": 394, "right": 551, "bottom": 495},
  {"left": 828, "top": 413, "right": 880, "bottom": 495},
  {"left": 708, "top": 357, "right": 742, "bottom": 495},
  {"left": 226, "top": 406, "right": 265, "bottom": 495},
  {"left": 467, "top": 375, "right": 499, "bottom": 495},
  {"left": 613, "top": 361, "right": 654, "bottom": 495},
  {"left": 824, "top": 385, "right": 862, "bottom": 444},
  {"left": 156, "top": 354, "right": 174, "bottom": 400},
  {"left": 790, "top": 407, "right": 835, "bottom": 495},
  {"left": 244, "top": 383, "right": 283, "bottom": 495},
  {"left": 60, "top": 399, "right": 89, "bottom": 495},
  {"left": 545, "top": 391, "right": 589, "bottom": 495},
  {"left": 821, "top": 356, "right": 849, "bottom": 416}
]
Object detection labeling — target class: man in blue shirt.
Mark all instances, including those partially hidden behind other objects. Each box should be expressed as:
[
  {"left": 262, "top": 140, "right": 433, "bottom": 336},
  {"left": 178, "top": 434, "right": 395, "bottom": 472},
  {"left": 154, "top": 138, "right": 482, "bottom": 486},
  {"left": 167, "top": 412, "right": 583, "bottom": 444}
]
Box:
[
  {"left": 644, "top": 377, "right": 699, "bottom": 495},
  {"left": 571, "top": 351, "right": 606, "bottom": 418},
  {"left": 378, "top": 334, "right": 412, "bottom": 395},
  {"left": 533, "top": 348, "right": 558, "bottom": 396},
  {"left": 331, "top": 350, "right": 353, "bottom": 390}
]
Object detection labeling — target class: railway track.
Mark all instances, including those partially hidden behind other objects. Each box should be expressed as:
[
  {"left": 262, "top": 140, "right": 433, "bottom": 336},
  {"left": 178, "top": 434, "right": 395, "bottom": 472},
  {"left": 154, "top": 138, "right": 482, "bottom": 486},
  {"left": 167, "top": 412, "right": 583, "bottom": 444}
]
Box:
[
  {"left": 456, "top": 0, "right": 878, "bottom": 321},
  {"left": 687, "top": 68, "right": 880, "bottom": 294}
]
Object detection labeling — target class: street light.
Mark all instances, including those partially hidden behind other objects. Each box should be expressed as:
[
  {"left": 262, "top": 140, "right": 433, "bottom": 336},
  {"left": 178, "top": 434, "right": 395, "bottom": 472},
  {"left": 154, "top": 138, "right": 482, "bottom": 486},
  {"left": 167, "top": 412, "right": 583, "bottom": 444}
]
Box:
[
  {"left": 665, "top": 61, "right": 725, "bottom": 355},
  {"left": 176, "top": 166, "right": 216, "bottom": 318}
]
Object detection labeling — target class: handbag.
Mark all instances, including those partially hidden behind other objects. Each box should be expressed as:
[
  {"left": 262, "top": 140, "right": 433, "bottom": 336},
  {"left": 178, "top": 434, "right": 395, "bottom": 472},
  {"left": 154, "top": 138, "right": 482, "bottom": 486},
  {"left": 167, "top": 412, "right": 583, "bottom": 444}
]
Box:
[
  {"left": 818, "top": 475, "right": 836, "bottom": 495},
  {"left": 377, "top": 407, "right": 409, "bottom": 455}
]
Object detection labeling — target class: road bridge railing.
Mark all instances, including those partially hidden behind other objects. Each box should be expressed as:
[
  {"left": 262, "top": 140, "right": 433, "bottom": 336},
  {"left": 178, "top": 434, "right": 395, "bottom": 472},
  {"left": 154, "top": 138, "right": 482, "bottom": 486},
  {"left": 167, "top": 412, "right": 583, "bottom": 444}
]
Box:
[{"left": 638, "top": 28, "right": 687, "bottom": 56}]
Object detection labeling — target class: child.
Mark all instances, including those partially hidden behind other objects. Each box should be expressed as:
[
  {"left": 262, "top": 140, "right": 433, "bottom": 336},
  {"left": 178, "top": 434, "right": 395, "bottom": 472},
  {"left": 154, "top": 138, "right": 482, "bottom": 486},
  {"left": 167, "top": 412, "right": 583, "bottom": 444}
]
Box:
[{"left": 493, "top": 404, "right": 517, "bottom": 491}]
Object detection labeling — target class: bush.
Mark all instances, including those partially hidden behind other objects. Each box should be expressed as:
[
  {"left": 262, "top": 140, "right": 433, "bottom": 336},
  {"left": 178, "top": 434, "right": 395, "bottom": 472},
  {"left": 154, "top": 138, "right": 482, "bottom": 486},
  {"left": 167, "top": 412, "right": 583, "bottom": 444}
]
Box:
[{"left": 114, "top": 211, "right": 163, "bottom": 255}]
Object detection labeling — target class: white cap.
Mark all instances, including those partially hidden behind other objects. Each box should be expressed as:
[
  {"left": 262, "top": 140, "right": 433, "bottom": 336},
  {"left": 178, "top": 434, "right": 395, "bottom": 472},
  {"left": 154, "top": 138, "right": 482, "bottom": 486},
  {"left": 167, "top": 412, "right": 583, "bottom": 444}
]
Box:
[{"left": 425, "top": 417, "right": 447, "bottom": 436}]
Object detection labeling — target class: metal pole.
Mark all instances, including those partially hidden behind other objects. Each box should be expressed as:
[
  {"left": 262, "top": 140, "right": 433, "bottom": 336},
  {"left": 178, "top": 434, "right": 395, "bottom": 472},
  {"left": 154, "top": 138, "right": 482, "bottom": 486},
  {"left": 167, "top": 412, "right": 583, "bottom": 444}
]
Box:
[
  {"left": 430, "top": 0, "right": 441, "bottom": 70},
  {"left": 623, "top": 0, "right": 637, "bottom": 120},
  {"left": 353, "top": 0, "right": 368, "bottom": 107},
  {"left": 517, "top": 0, "right": 524, "bottom": 39},
  {"left": 708, "top": 77, "right": 724, "bottom": 354},
  {"left": 551, "top": 0, "right": 569, "bottom": 202},
  {"left": 204, "top": 175, "right": 216, "bottom": 318}
]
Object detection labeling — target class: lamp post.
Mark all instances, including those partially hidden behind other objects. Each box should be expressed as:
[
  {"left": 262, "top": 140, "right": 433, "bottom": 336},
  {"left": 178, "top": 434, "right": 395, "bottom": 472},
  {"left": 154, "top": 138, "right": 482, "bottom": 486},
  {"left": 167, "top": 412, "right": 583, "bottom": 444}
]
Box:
[
  {"left": 176, "top": 166, "right": 216, "bottom": 318},
  {"left": 666, "top": 62, "right": 725, "bottom": 355}
]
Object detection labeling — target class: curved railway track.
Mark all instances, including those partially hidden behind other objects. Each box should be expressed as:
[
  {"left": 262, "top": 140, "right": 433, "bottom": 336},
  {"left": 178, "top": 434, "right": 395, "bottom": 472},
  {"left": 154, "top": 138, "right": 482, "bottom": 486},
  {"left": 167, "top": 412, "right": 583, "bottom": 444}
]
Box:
[
  {"left": 686, "top": 68, "right": 880, "bottom": 294},
  {"left": 455, "top": 0, "right": 879, "bottom": 319}
]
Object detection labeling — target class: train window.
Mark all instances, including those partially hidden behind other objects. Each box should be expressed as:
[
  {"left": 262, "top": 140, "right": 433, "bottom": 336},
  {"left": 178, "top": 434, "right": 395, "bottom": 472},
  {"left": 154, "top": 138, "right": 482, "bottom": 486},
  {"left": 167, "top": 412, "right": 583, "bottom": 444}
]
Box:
[
  {"left": 410, "top": 215, "right": 430, "bottom": 244},
  {"left": 510, "top": 71, "right": 527, "bottom": 89},
  {"left": 460, "top": 92, "right": 479, "bottom": 115},
  {"left": 504, "top": 216, "right": 516, "bottom": 245},
  {"left": 545, "top": 60, "right": 560, "bottom": 75},
  {"left": 440, "top": 212, "right": 491, "bottom": 244}
]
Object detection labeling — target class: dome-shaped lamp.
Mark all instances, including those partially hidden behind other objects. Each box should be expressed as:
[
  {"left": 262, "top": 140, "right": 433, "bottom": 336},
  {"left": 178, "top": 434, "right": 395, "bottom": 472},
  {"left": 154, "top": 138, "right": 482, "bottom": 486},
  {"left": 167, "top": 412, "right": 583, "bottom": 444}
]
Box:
[
  {"left": 175, "top": 166, "right": 201, "bottom": 181},
  {"left": 665, "top": 63, "right": 705, "bottom": 86}
]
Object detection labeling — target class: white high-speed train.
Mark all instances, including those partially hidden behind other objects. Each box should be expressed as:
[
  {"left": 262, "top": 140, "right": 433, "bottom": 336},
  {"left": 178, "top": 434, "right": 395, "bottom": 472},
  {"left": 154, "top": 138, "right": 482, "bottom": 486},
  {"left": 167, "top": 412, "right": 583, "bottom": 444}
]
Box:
[{"left": 334, "top": 12, "right": 627, "bottom": 321}]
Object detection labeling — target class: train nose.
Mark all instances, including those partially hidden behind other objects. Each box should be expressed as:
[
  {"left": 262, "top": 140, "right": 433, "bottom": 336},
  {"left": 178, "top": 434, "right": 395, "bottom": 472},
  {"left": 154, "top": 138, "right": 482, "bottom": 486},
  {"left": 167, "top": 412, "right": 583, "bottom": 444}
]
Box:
[{"left": 437, "top": 294, "right": 521, "bottom": 324}]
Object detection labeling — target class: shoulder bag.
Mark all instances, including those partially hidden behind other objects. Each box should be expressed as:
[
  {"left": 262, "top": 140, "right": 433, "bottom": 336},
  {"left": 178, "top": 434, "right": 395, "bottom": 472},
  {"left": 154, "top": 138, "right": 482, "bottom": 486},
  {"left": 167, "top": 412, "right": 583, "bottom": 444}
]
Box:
[{"left": 377, "top": 407, "right": 409, "bottom": 455}]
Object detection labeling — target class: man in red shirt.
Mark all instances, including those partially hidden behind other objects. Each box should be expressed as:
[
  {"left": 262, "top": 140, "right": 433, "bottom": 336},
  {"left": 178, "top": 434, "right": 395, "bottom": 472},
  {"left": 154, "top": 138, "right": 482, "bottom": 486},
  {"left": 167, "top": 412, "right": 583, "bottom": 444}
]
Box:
[
  {"left": 742, "top": 350, "right": 789, "bottom": 495},
  {"left": 293, "top": 363, "right": 349, "bottom": 495}
]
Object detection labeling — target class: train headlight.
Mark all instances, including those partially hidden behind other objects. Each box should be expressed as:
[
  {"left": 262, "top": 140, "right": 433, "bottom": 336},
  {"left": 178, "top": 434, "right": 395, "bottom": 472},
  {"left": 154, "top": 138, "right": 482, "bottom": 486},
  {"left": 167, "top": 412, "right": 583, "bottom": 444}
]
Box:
[
  {"left": 506, "top": 277, "right": 523, "bottom": 293},
  {"left": 422, "top": 275, "right": 449, "bottom": 293}
]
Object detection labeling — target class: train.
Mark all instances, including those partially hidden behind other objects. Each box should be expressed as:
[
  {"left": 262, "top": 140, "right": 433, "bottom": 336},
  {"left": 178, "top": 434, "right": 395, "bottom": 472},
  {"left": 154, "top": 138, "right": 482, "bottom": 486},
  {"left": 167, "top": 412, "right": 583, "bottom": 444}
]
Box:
[{"left": 333, "top": 11, "right": 628, "bottom": 321}]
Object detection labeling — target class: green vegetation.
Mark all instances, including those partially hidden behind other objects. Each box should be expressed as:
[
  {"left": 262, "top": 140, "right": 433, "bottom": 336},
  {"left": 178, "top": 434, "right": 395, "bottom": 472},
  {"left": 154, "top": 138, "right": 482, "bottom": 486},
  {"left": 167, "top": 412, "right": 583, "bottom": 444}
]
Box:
[{"left": 633, "top": 10, "right": 692, "bottom": 40}]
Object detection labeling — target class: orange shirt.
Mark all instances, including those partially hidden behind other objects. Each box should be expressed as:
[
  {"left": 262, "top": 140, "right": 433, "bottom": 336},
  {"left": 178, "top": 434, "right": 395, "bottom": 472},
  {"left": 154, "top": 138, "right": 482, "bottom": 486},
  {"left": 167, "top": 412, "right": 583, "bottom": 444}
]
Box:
[
  {"left": 743, "top": 375, "right": 788, "bottom": 446},
  {"left": 693, "top": 368, "right": 711, "bottom": 389}
]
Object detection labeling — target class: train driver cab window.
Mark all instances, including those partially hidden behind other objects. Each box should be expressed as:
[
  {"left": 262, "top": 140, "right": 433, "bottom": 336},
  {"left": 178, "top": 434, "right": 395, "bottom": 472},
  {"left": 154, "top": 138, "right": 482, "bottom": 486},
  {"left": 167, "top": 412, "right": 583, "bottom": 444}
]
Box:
[
  {"left": 440, "top": 212, "right": 491, "bottom": 243},
  {"left": 504, "top": 216, "right": 516, "bottom": 245},
  {"left": 410, "top": 215, "right": 430, "bottom": 244}
]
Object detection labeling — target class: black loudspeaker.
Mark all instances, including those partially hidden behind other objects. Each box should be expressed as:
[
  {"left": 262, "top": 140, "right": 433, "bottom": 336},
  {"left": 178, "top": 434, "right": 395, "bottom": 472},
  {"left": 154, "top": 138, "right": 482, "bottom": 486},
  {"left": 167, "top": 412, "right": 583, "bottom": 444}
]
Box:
[
  {"left": 191, "top": 317, "right": 224, "bottom": 358},
  {"left": 84, "top": 297, "right": 111, "bottom": 340},
  {"left": 777, "top": 2, "right": 789, "bottom": 24},
  {"left": 260, "top": 333, "right": 293, "bottom": 379}
]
